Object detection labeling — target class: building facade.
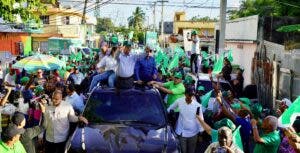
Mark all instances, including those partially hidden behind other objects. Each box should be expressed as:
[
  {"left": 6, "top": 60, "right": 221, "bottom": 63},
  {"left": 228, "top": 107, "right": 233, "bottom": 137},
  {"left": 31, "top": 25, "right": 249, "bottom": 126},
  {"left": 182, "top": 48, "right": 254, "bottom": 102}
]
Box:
[{"left": 32, "top": 5, "right": 96, "bottom": 52}]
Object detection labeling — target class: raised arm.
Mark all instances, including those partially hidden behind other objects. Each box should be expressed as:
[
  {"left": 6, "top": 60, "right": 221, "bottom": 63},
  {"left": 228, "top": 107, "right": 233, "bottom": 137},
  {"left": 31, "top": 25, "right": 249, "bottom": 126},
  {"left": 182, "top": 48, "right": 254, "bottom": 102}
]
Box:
[
  {"left": 216, "top": 92, "right": 236, "bottom": 122},
  {"left": 251, "top": 119, "right": 264, "bottom": 143},
  {"left": 0, "top": 86, "right": 12, "bottom": 106},
  {"left": 196, "top": 114, "right": 213, "bottom": 135}
]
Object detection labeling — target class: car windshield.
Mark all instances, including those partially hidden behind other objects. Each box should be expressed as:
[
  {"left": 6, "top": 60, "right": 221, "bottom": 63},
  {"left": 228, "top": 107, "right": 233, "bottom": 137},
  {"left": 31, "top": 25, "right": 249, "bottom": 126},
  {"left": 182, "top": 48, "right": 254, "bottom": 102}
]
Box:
[{"left": 83, "top": 90, "right": 166, "bottom": 126}]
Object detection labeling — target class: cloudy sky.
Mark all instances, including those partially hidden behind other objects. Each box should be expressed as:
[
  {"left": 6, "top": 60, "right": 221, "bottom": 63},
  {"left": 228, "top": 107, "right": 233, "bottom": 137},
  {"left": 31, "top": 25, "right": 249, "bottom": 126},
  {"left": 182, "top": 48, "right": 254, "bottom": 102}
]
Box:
[{"left": 60, "top": 0, "right": 241, "bottom": 26}]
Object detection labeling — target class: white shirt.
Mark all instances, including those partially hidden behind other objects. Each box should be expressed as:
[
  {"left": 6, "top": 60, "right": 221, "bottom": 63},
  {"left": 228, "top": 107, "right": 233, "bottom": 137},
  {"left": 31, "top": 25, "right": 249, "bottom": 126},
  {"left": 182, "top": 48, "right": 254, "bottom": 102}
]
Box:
[
  {"left": 191, "top": 36, "right": 200, "bottom": 54},
  {"left": 0, "top": 71, "right": 3, "bottom": 80},
  {"left": 4, "top": 73, "right": 16, "bottom": 86},
  {"left": 45, "top": 101, "right": 78, "bottom": 143},
  {"left": 117, "top": 52, "right": 138, "bottom": 77},
  {"left": 65, "top": 92, "right": 85, "bottom": 113},
  {"left": 96, "top": 55, "right": 118, "bottom": 72},
  {"left": 167, "top": 97, "right": 204, "bottom": 137}
]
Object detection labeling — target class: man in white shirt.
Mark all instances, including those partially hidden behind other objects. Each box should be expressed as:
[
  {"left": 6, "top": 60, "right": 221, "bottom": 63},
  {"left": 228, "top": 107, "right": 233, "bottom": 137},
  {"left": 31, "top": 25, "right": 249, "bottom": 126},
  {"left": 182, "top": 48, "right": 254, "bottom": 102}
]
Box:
[
  {"left": 188, "top": 30, "right": 201, "bottom": 74},
  {"left": 4, "top": 69, "right": 16, "bottom": 87},
  {"left": 89, "top": 46, "right": 118, "bottom": 92},
  {"left": 65, "top": 84, "right": 85, "bottom": 114},
  {"left": 115, "top": 41, "right": 139, "bottom": 89},
  {"left": 43, "top": 90, "right": 88, "bottom": 153},
  {"left": 167, "top": 87, "right": 204, "bottom": 153}
]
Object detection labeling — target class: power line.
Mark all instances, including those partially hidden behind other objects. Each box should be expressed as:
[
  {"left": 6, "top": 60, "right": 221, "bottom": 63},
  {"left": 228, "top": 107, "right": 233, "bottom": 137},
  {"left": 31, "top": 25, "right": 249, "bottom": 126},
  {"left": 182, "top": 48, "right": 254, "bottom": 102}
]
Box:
[
  {"left": 104, "top": 2, "right": 238, "bottom": 9},
  {"left": 46, "top": 0, "right": 114, "bottom": 24}
]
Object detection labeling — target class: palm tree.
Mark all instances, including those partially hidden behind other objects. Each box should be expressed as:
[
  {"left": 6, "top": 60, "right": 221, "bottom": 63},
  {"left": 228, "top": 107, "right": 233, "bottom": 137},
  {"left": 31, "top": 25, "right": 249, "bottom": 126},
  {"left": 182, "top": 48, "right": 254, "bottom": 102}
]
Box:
[{"left": 127, "top": 7, "right": 145, "bottom": 30}]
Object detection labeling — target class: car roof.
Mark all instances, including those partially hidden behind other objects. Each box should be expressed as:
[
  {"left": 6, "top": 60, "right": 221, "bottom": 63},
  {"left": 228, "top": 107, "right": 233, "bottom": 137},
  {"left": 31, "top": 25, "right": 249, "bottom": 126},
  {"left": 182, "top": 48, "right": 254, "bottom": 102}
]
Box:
[{"left": 91, "top": 87, "right": 161, "bottom": 96}]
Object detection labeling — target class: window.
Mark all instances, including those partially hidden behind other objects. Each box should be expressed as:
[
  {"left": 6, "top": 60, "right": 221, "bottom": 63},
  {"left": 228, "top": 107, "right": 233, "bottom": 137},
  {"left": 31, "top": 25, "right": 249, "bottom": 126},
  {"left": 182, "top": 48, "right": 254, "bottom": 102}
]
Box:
[
  {"left": 40, "top": 15, "right": 49, "bottom": 24},
  {"left": 62, "top": 16, "right": 70, "bottom": 25}
]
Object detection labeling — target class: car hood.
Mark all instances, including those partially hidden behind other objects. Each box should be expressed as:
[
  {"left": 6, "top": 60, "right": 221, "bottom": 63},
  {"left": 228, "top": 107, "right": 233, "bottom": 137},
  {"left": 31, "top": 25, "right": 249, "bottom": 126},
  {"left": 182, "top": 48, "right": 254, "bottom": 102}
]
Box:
[{"left": 67, "top": 124, "right": 179, "bottom": 153}]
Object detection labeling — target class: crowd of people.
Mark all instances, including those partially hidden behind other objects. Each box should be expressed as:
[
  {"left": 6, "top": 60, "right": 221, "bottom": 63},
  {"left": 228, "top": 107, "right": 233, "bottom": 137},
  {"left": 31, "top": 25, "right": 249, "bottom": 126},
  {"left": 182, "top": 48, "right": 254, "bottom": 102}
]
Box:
[{"left": 0, "top": 33, "right": 299, "bottom": 153}]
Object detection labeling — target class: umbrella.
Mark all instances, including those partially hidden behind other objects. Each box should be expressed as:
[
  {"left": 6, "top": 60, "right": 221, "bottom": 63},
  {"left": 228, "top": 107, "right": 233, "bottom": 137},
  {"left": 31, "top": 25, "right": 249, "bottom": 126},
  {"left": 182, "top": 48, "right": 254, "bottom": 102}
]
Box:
[{"left": 12, "top": 54, "right": 66, "bottom": 73}]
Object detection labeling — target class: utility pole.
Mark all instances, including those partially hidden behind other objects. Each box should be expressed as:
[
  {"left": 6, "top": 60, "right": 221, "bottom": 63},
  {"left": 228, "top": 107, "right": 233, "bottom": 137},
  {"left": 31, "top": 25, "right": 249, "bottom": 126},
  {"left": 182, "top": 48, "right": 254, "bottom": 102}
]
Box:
[
  {"left": 81, "top": 0, "right": 88, "bottom": 24},
  {"left": 153, "top": 2, "right": 157, "bottom": 31},
  {"left": 219, "top": 0, "right": 227, "bottom": 55},
  {"left": 158, "top": 0, "right": 168, "bottom": 47}
]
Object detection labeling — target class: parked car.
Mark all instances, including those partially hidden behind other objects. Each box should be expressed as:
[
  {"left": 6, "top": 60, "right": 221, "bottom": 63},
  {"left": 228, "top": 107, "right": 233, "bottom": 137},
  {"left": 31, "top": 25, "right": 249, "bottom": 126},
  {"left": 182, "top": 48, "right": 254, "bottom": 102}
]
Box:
[{"left": 65, "top": 88, "right": 180, "bottom": 153}]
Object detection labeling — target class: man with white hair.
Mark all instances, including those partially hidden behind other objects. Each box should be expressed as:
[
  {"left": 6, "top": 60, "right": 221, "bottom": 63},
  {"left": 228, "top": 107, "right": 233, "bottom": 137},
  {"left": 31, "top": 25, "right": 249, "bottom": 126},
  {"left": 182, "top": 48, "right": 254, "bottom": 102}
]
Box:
[
  {"left": 251, "top": 115, "right": 281, "bottom": 153},
  {"left": 205, "top": 126, "right": 243, "bottom": 153},
  {"left": 276, "top": 98, "right": 292, "bottom": 116}
]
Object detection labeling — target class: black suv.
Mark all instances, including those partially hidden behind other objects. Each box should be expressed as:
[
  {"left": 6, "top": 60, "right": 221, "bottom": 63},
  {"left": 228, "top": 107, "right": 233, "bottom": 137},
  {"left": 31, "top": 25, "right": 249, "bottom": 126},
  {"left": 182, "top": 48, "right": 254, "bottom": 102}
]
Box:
[{"left": 65, "top": 88, "right": 180, "bottom": 153}]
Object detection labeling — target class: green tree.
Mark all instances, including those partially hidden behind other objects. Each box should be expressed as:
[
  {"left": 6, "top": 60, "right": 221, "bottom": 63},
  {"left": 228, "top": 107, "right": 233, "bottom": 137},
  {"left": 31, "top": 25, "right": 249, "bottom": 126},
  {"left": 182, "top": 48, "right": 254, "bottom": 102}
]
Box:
[
  {"left": 0, "top": 0, "right": 54, "bottom": 22},
  {"left": 229, "top": 0, "right": 300, "bottom": 19},
  {"left": 127, "top": 7, "right": 145, "bottom": 30},
  {"left": 96, "top": 17, "right": 114, "bottom": 33},
  {"left": 190, "top": 16, "right": 218, "bottom": 22}
]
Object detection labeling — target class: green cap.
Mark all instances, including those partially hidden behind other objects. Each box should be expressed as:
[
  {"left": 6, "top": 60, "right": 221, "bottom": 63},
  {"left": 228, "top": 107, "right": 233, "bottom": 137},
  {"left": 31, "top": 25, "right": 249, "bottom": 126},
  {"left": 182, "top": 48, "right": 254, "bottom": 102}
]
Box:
[
  {"left": 251, "top": 103, "right": 262, "bottom": 118},
  {"left": 239, "top": 97, "right": 251, "bottom": 106},
  {"left": 197, "top": 86, "right": 205, "bottom": 91},
  {"left": 66, "top": 66, "right": 72, "bottom": 70},
  {"left": 184, "top": 76, "right": 193, "bottom": 84},
  {"left": 21, "top": 77, "right": 30, "bottom": 84},
  {"left": 231, "top": 103, "right": 241, "bottom": 110},
  {"left": 214, "top": 118, "right": 236, "bottom": 131},
  {"left": 191, "top": 30, "right": 198, "bottom": 35},
  {"left": 34, "top": 85, "right": 44, "bottom": 94},
  {"left": 174, "top": 72, "right": 182, "bottom": 79},
  {"left": 123, "top": 41, "right": 132, "bottom": 47}
]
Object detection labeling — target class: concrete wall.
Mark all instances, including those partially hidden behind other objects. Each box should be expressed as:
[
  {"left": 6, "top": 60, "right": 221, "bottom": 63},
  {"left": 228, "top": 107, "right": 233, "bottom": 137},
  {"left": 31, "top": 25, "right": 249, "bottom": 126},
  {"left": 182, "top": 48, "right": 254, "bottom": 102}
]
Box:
[
  {"left": 225, "top": 41, "right": 257, "bottom": 87},
  {"left": 0, "top": 33, "right": 31, "bottom": 55}
]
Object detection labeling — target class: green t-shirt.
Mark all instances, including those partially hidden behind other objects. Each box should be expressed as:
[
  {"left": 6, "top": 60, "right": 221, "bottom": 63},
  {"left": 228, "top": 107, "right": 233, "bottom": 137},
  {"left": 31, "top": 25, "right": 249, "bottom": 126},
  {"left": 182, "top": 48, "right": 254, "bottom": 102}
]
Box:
[
  {"left": 163, "top": 81, "right": 185, "bottom": 107},
  {"left": 0, "top": 140, "right": 26, "bottom": 153},
  {"left": 253, "top": 130, "right": 280, "bottom": 153}
]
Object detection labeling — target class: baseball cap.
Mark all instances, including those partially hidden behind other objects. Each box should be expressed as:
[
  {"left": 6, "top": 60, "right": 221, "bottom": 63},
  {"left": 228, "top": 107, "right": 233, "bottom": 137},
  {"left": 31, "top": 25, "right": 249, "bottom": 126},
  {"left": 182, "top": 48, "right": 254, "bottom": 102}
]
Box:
[
  {"left": 21, "top": 77, "right": 30, "bottom": 84},
  {"left": 239, "top": 97, "right": 251, "bottom": 106},
  {"left": 3, "top": 124, "right": 25, "bottom": 139},
  {"left": 191, "top": 30, "right": 198, "bottom": 35},
  {"left": 123, "top": 41, "right": 132, "bottom": 47},
  {"left": 174, "top": 72, "right": 182, "bottom": 79},
  {"left": 214, "top": 118, "right": 236, "bottom": 131}
]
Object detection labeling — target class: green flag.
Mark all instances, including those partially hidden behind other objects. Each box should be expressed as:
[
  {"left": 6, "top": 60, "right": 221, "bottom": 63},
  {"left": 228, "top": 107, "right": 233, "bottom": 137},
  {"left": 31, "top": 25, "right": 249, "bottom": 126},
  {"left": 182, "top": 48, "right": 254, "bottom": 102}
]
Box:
[
  {"left": 201, "top": 90, "right": 213, "bottom": 108},
  {"left": 212, "top": 55, "right": 224, "bottom": 74},
  {"left": 228, "top": 49, "right": 233, "bottom": 63},
  {"left": 168, "top": 54, "right": 179, "bottom": 71},
  {"left": 174, "top": 46, "right": 185, "bottom": 57},
  {"left": 161, "top": 67, "right": 166, "bottom": 75},
  {"left": 75, "top": 51, "right": 83, "bottom": 62},
  {"left": 155, "top": 50, "right": 164, "bottom": 64},
  {"left": 232, "top": 126, "right": 243, "bottom": 151},
  {"left": 278, "top": 96, "right": 300, "bottom": 127}
]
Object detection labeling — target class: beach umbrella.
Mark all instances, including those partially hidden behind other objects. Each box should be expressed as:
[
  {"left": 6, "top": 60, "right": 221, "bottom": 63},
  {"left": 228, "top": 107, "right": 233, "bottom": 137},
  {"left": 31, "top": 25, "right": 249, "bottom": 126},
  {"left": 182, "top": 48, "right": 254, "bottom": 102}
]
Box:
[{"left": 13, "top": 54, "right": 65, "bottom": 73}]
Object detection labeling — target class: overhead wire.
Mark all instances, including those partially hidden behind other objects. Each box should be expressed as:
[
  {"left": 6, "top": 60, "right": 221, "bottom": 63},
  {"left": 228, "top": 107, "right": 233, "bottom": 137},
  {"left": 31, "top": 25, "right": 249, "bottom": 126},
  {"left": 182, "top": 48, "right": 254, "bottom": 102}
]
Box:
[{"left": 46, "top": 0, "right": 114, "bottom": 24}]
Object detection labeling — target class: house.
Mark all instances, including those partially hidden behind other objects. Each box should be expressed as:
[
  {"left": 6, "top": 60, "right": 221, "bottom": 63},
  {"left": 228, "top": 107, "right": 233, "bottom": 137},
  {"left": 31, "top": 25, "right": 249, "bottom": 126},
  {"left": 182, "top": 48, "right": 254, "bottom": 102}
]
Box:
[
  {"left": 0, "top": 18, "right": 32, "bottom": 56},
  {"left": 173, "top": 12, "right": 215, "bottom": 38},
  {"left": 215, "top": 15, "right": 259, "bottom": 88},
  {"left": 31, "top": 4, "right": 96, "bottom": 52}
]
